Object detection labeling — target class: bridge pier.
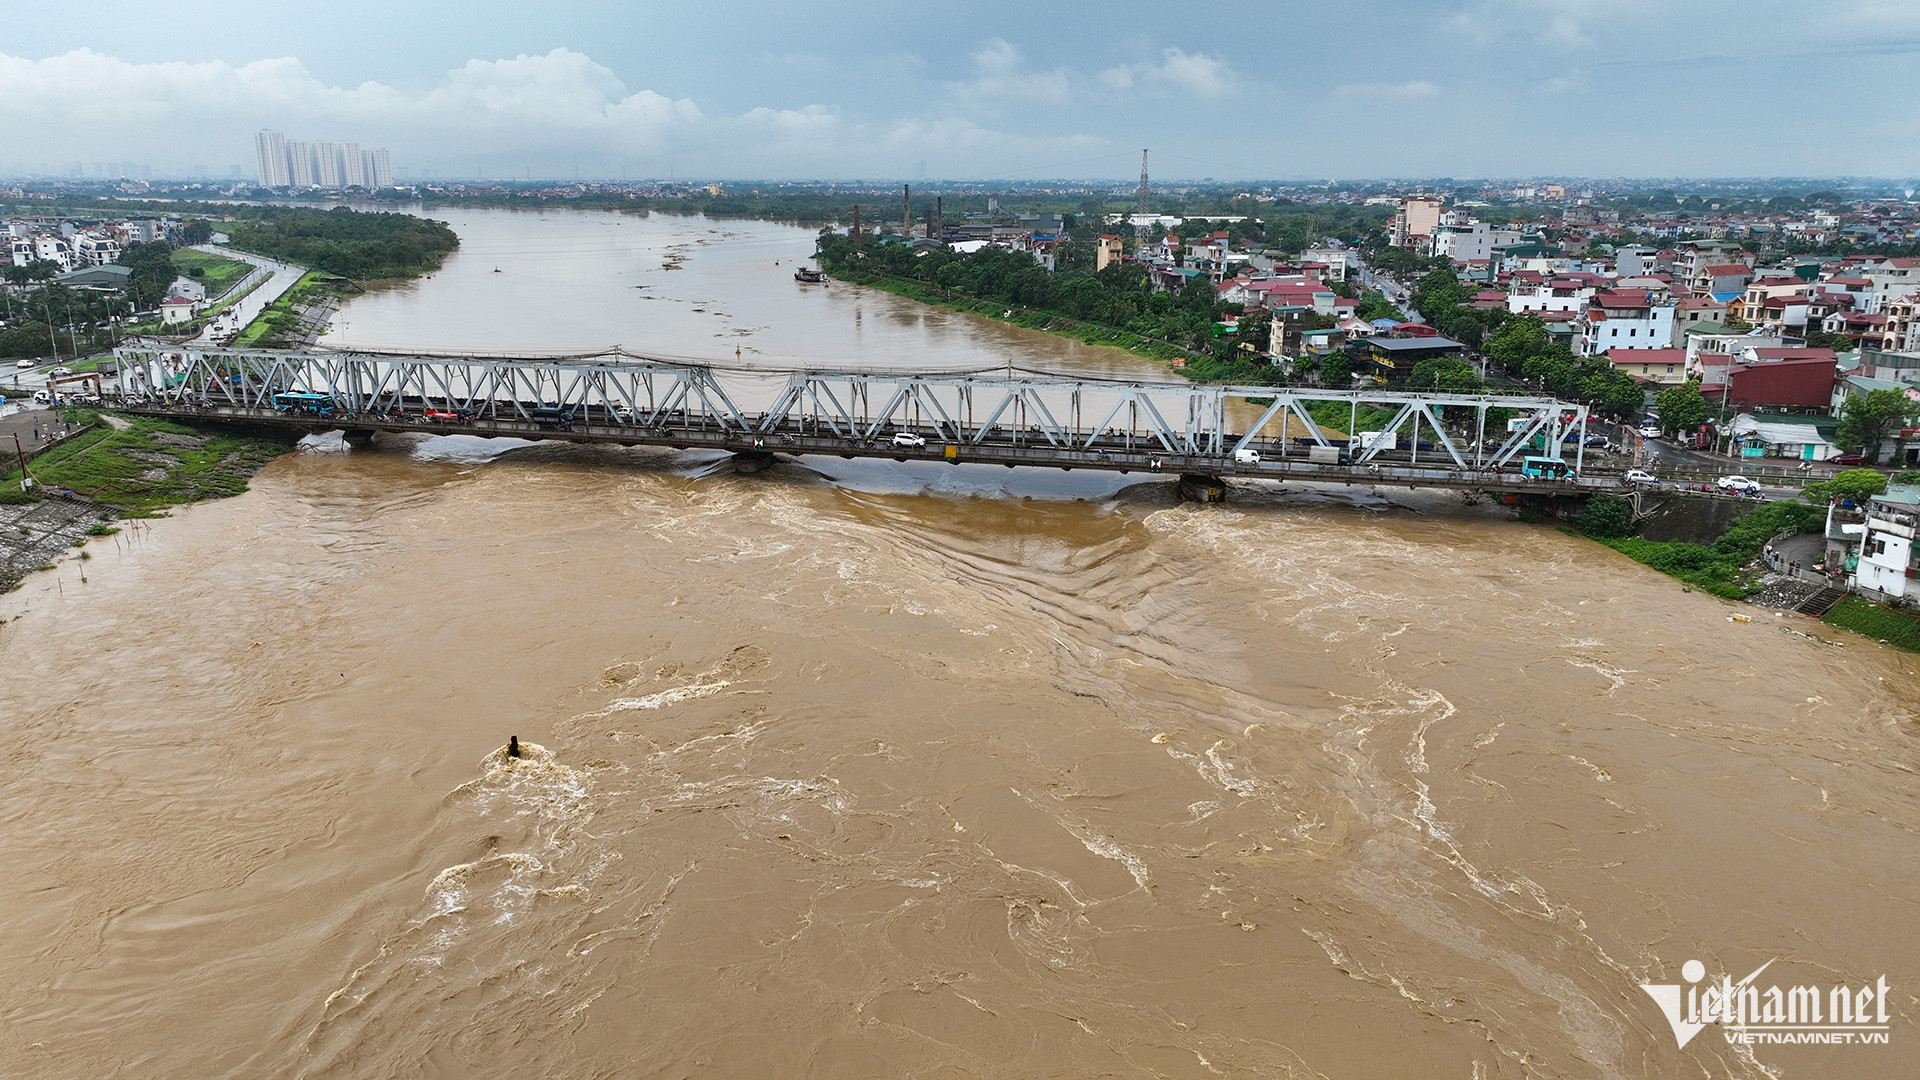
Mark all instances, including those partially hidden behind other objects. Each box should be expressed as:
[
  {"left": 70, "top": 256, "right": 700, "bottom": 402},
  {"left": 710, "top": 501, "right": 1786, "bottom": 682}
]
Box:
[
  {"left": 342, "top": 428, "right": 376, "bottom": 450},
  {"left": 1176, "top": 474, "right": 1226, "bottom": 503},
  {"left": 732, "top": 450, "right": 776, "bottom": 474}
]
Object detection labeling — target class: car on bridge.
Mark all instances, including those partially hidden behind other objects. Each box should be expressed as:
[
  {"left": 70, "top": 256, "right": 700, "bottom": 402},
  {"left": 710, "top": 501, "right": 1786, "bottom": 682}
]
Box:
[
  {"left": 890, "top": 432, "right": 927, "bottom": 448},
  {"left": 1716, "top": 474, "right": 1760, "bottom": 495},
  {"left": 1622, "top": 469, "right": 1660, "bottom": 486}
]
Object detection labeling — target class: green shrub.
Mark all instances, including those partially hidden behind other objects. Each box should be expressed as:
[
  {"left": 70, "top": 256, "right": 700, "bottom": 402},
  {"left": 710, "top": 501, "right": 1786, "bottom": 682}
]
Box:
[
  {"left": 1575, "top": 493, "right": 1635, "bottom": 538},
  {"left": 1823, "top": 597, "right": 1920, "bottom": 653},
  {"left": 1593, "top": 499, "right": 1825, "bottom": 598}
]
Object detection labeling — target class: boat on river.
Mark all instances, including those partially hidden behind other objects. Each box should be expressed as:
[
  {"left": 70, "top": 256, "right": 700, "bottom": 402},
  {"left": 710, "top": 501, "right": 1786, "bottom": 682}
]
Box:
[{"left": 793, "top": 266, "right": 828, "bottom": 284}]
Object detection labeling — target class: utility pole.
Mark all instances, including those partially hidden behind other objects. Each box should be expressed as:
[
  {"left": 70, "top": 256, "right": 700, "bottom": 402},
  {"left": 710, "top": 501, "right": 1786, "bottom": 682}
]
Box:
[{"left": 1135, "top": 149, "right": 1151, "bottom": 249}]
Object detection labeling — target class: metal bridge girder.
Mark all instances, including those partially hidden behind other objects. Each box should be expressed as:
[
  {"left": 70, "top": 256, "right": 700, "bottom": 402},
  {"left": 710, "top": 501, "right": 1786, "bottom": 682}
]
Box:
[{"left": 107, "top": 347, "right": 1595, "bottom": 477}]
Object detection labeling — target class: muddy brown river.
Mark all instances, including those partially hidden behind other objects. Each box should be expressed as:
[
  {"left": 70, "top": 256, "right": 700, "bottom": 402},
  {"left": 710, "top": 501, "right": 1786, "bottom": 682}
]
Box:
[{"left": 1, "top": 211, "right": 1915, "bottom": 1079}]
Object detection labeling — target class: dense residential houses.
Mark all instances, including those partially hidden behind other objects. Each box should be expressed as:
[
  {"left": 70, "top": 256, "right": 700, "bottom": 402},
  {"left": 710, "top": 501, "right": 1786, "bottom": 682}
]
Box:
[
  {"left": 4, "top": 214, "right": 231, "bottom": 323},
  {"left": 7, "top": 215, "right": 167, "bottom": 271}
]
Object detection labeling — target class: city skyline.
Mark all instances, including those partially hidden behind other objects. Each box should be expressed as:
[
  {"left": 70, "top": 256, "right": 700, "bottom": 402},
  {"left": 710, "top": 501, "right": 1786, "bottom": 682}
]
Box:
[
  {"left": 4, "top": 2, "right": 1920, "bottom": 180},
  {"left": 253, "top": 131, "right": 393, "bottom": 190}
]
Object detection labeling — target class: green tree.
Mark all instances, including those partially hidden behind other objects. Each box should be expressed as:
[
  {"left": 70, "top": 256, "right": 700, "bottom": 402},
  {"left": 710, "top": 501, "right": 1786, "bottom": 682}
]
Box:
[
  {"left": 1802, "top": 468, "right": 1888, "bottom": 505},
  {"left": 1485, "top": 316, "right": 1547, "bottom": 372},
  {"left": 179, "top": 220, "right": 214, "bottom": 245},
  {"left": 1319, "top": 352, "right": 1353, "bottom": 388},
  {"left": 1409, "top": 267, "right": 1466, "bottom": 318},
  {"left": 1575, "top": 493, "right": 1635, "bottom": 538},
  {"left": 1655, "top": 380, "right": 1709, "bottom": 435},
  {"left": 1354, "top": 290, "right": 1402, "bottom": 323},
  {"left": 1833, "top": 389, "right": 1919, "bottom": 459},
  {"left": 1407, "top": 355, "right": 1481, "bottom": 391}
]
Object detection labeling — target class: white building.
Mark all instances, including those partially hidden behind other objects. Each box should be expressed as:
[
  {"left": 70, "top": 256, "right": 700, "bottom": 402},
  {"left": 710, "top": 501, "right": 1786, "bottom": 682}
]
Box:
[
  {"left": 1301, "top": 245, "right": 1353, "bottom": 282},
  {"left": 32, "top": 235, "right": 75, "bottom": 270},
  {"left": 262, "top": 135, "right": 393, "bottom": 190},
  {"left": 71, "top": 231, "right": 121, "bottom": 267},
  {"left": 363, "top": 147, "right": 392, "bottom": 187},
  {"left": 1861, "top": 257, "right": 1920, "bottom": 313},
  {"left": 161, "top": 295, "right": 199, "bottom": 325},
  {"left": 1577, "top": 292, "right": 1676, "bottom": 356},
  {"left": 1431, "top": 221, "right": 1524, "bottom": 264},
  {"left": 1507, "top": 277, "right": 1599, "bottom": 316},
  {"left": 286, "top": 139, "right": 317, "bottom": 187},
  {"left": 1851, "top": 486, "right": 1920, "bottom": 601},
  {"left": 254, "top": 130, "right": 291, "bottom": 187}
]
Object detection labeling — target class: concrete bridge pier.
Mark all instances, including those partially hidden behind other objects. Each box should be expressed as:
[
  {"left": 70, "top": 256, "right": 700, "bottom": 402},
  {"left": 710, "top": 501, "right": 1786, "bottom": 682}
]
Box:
[
  {"left": 342, "top": 428, "right": 377, "bottom": 450},
  {"left": 732, "top": 450, "right": 776, "bottom": 474},
  {"left": 1177, "top": 474, "right": 1226, "bottom": 503}
]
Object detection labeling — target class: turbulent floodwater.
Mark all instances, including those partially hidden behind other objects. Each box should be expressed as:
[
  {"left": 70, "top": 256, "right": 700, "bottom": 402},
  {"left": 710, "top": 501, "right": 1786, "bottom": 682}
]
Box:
[{"left": 2, "top": 211, "right": 1917, "bottom": 1080}]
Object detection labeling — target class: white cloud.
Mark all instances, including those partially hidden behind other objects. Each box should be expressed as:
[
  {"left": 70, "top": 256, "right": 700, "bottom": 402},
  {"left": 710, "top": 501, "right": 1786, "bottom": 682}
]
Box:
[
  {"left": 0, "top": 46, "right": 1107, "bottom": 179},
  {"left": 953, "top": 38, "right": 1071, "bottom": 105},
  {"left": 0, "top": 48, "right": 702, "bottom": 171},
  {"left": 1333, "top": 80, "right": 1441, "bottom": 99},
  {"left": 1099, "top": 48, "right": 1233, "bottom": 97}
]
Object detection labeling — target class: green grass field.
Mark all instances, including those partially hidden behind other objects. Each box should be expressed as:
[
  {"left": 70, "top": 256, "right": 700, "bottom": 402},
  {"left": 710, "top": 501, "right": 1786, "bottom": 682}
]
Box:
[
  {"left": 233, "top": 270, "right": 325, "bottom": 347},
  {"left": 1, "top": 416, "right": 296, "bottom": 512},
  {"left": 171, "top": 249, "right": 254, "bottom": 297}
]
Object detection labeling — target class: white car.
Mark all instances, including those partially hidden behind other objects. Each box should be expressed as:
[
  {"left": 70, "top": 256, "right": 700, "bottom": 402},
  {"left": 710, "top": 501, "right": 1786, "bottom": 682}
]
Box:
[
  {"left": 49, "top": 366, "right": 73, "bottom": 376},
  {"left": 1622, "top": 469, "right": 1660, "bottom": 485},
  {"left": 1716, "top": 475, "right": 1759, "bottom": 494},
  {"left": 14, "top": 359, "right": 34, "bottom": 369},
  {"left": 1638, "top": 426, "right": 1661, "bottom": 438},
  {"left": 890, "top": 432, "right": 927, "bottom": 448}
]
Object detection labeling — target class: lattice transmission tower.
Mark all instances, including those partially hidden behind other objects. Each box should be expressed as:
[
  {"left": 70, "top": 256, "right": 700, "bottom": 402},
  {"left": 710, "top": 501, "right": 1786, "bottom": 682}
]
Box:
[{"left": 1134, "top": 149, "right": 1150, "bottom": 245}]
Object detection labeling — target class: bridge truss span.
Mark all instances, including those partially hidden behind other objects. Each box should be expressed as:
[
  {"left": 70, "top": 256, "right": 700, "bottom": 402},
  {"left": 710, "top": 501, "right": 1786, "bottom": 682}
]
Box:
[{"left": 109, "top": 346, "right": 1591, "bottom": 477}]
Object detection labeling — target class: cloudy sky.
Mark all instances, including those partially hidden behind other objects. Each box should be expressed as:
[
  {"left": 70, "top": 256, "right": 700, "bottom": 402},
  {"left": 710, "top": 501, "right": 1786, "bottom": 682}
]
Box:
[{"left": 6, "top": 0, "right": 1920, "bottom": 181}]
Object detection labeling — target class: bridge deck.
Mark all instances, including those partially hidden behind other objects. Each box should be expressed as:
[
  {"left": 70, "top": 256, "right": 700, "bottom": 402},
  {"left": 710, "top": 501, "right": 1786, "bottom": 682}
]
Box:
[{"left": 117, "top": 402, "right": 1616, "bottom": 497}]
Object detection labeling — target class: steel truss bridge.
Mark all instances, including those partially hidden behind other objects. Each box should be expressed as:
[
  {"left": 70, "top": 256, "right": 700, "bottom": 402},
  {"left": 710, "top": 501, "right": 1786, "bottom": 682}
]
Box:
[{"left": 107, "top": 346, "right": 1610, "bottom": 497}]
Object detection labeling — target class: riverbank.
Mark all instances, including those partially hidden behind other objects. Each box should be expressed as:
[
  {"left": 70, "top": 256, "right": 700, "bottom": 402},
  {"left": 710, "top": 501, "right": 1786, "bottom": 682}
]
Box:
[
  {"left": 1822, "top": 595, "right": 1920, "bottom": 651},
  {"left": 1571, "top": 493, "right": 1920, "bottom": 652},
  {"left": 0, "top": 413, "right": 298, "bottom": 591},
  {"left": 233, "top": 270, "right": 345, "bottom": 347},
  {"left": 826, "top": 268, "right": 1197, "bottom": 367},
  {"left": 1579, "top": 497, "right": 1825, "bottom": 599}
]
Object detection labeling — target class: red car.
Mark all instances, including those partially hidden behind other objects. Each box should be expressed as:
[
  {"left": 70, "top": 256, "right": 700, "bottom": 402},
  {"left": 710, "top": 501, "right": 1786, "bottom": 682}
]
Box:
[
  {"left": 423, "top": 408, "right": 463, "bottom": 422},
  {"left": 1829, "top": 453, "right": 1864, "bottom": 466}
]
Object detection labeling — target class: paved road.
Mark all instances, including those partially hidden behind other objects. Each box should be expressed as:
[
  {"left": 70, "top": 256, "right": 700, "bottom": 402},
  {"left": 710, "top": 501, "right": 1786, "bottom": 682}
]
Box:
[{"left": 186, "top": 244, "right": 305, "bottom": 345}]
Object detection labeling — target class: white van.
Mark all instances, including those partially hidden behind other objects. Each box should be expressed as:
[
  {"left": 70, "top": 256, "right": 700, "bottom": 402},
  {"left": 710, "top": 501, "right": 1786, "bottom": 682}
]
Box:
[{"left": 1233, "top": 448, "right": 1261, "bottom": 465}]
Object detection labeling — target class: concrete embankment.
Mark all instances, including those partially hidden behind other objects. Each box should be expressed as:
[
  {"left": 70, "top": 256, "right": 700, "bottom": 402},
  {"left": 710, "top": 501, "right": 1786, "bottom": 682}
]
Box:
[{"left": 1633, "top": 492, "right": 1756, "bottom": 543}]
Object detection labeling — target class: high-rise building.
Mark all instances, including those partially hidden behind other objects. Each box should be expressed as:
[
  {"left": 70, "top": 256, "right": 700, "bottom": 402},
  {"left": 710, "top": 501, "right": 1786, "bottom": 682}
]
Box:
[
  {"left": 255, "top": 131, "right": 393, "bottom": 189},
  {"left": 363, "top": 148, "right": 392, "bottom": 188},
  {"left": 254, "top": 131, "right": 290, "bottom": 187},
  {"left": 314, "top": 143, "right": 343, "bottom": 188},
  {"left": 340, "top": 142, "right": 365, "bottom": 188},
  {"left": 285, "top": 140, "right": 316, "bottom": 187}
]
